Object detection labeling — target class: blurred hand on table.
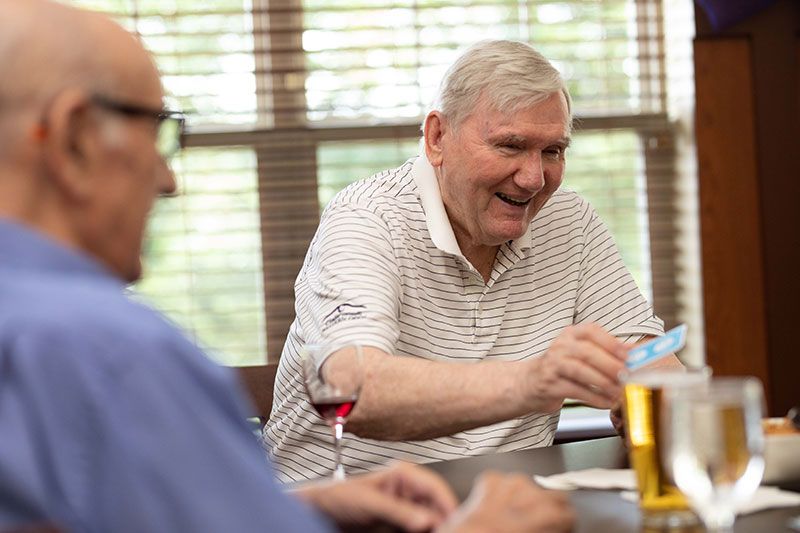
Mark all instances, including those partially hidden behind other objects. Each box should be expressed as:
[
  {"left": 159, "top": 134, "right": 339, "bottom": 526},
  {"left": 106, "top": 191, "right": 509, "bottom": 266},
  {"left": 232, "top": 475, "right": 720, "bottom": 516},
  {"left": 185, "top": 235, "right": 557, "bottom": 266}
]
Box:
[
  {"left": 295, "top": 462, "right": 575, "bottom": 533},
  {"left": 437, "top": 471, "right": 574, "bottom": 533}
]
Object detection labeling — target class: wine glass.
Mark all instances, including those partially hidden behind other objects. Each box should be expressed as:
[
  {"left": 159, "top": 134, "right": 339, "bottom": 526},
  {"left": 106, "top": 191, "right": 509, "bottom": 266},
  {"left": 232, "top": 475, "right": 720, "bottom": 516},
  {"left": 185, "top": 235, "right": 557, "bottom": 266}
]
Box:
[
  {"left": 665, "top": 377, "right": 765, "bottom": 533},
  {"left": 301, "top": 344, "right": 363, "bottom": 480}
]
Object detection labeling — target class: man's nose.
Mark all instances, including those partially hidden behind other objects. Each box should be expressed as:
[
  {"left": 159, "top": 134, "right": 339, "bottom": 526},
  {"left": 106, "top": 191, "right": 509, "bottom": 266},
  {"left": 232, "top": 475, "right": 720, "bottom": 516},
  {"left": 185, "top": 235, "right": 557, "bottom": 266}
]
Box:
[
  {"left": 159, "top": 159, "right": 178, "bottom": 197},
  {"left": 514, "top": 152, "right": 545, "bottom": 192}
]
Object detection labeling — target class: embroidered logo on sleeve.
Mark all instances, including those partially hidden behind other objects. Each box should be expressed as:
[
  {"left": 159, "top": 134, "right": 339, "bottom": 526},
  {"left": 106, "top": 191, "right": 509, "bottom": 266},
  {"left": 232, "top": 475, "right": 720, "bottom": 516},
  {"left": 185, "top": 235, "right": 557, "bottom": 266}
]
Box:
[{"left": 321, "top": 303, "right": 367, "bottom": 332}]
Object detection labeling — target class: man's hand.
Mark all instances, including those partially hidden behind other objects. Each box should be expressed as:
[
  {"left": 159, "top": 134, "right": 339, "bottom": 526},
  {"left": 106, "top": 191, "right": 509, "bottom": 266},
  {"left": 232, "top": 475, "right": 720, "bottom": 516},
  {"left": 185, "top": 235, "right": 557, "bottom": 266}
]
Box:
[
  {"left": 610, "top": 401, "right": 626, "bottom": 441},
  {"left": 294, "top": 462, "right": 458, "bottom": 532},
  {"left": 524, "top": 323, "right": 629, "bottom": 412},
  {"left": 437, "top": 471, "right": 574, "bottom": 533}
]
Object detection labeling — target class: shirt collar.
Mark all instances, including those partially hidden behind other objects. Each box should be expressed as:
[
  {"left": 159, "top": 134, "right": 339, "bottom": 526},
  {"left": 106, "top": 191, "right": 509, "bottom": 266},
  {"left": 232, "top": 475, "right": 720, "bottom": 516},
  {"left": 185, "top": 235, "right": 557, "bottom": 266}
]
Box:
[
  {"left": 0, "top": 217, "right": 124, "bottom": 287},
  {"left": 411, "top": 154, "right": 463, "bottom": 258},
  {"left": 411, "top": 153, "right": 533, "bottom": 257}
]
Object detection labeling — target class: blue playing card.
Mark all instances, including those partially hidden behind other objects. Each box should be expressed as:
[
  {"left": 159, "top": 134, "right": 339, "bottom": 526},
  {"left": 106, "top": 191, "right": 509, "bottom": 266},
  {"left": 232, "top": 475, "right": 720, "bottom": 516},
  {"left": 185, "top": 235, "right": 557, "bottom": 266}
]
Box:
[{"left": 626, "top": 324, "right": 687, "bottom": 370}]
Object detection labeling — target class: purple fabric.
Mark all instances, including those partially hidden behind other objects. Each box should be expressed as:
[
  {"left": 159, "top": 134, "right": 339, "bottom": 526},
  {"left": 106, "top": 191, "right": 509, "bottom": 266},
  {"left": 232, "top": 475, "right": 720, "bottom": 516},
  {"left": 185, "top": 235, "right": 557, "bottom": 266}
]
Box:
[{"left": 696, "top": 0, "right": 779, "bottom": 32}]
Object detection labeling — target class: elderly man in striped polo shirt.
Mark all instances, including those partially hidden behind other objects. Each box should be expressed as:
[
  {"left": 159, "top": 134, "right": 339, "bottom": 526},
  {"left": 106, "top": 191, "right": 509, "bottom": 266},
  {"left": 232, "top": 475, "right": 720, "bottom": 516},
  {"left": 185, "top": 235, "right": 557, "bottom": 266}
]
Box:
[{"left": 264, "top": 40, "right": 680, "bottom": 482}]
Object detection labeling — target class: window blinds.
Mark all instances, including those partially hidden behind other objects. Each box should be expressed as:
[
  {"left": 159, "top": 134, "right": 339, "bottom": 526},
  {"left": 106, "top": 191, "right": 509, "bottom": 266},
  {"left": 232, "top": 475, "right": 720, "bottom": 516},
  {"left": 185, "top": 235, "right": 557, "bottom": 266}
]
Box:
[{"left": 69, "top": 0, "right": 701, "bottom": 365}]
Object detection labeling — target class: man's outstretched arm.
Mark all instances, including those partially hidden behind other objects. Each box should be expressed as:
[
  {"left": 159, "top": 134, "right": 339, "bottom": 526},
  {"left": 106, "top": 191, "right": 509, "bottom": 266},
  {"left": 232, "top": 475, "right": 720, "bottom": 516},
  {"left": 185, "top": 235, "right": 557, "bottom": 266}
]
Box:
[{"left": 336, "top": 323, "right": 630, "bottom": 441}]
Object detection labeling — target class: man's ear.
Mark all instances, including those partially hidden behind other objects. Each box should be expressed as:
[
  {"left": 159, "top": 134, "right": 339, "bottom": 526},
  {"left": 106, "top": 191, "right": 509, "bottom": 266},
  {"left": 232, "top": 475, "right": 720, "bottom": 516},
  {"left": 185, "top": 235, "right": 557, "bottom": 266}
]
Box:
[
  {"left": 423, "top": 111, "right": 448, "bottom": 167},
  {"left": 40, "top": 89, "right": 100, "bottom": 202}
]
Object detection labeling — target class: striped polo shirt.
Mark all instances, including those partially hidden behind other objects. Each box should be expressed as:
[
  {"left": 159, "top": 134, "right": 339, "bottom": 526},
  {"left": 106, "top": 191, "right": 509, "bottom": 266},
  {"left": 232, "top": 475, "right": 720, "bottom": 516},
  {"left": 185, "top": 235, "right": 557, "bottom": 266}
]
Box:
[{"left": 263, "top": 154, "right": 663, "bottom": 482}]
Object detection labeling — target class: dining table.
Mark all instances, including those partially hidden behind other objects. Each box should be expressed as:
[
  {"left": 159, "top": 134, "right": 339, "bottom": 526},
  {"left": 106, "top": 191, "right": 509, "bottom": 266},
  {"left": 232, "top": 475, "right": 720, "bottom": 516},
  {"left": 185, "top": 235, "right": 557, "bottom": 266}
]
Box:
[{"left": 424, "top": 436, "right": 800, "bottom": 532}]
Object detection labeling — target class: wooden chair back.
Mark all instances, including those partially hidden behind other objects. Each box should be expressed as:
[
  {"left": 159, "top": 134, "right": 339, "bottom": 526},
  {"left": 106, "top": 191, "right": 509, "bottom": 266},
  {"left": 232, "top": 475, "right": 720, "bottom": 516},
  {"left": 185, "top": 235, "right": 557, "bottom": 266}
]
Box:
[{"left": 233, "top": 364, "right": 279, "bottom": 422}]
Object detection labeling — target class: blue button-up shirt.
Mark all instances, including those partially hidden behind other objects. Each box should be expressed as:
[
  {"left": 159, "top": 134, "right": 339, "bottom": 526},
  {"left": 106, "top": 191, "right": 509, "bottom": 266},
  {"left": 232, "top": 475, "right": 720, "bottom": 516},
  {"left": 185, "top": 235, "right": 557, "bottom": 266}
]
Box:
[{"left": 0, "top": 219, "right": 330, "bottom": 532}]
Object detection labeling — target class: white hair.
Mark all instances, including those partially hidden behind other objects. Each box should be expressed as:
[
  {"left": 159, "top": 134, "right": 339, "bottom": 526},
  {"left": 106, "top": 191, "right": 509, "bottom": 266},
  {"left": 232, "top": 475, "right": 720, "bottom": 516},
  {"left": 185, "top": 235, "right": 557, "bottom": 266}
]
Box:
[{"left": 427, "top": 40, "right": 572, "bottom": 131}]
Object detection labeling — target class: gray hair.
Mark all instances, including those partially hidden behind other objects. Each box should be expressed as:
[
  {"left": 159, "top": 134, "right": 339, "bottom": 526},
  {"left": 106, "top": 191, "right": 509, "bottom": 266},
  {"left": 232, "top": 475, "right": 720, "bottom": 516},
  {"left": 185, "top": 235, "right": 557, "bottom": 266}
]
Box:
[{"left": 428, "top": 40, "right": 571, "bottom": 131}]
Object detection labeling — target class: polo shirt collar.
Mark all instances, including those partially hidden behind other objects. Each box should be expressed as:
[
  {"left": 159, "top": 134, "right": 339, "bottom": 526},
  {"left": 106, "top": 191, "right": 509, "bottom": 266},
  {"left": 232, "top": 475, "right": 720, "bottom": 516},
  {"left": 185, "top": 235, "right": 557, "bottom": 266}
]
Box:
[
  {"left": 0, "top": 217, "right": 123, "bottom": 287},
  {"left": 411, "top": 155, "right": 463, "bottom": 257},
  {"left": 411, "top": 153, "right": 533, "bottom": 258}
]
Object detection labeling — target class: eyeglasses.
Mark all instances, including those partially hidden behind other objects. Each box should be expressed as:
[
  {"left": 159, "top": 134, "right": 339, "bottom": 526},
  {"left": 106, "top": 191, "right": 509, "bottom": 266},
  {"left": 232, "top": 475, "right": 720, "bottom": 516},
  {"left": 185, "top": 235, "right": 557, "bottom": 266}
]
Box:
[{"left": 91, "top": 95, "right": 186, "bottom": 159}]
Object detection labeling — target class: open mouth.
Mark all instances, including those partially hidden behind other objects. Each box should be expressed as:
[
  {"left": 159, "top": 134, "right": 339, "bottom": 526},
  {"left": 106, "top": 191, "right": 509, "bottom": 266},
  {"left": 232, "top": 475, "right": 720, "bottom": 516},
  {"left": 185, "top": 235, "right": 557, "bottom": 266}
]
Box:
[{"left": 496, "top": 192, "right": 531, "bottom": 207}]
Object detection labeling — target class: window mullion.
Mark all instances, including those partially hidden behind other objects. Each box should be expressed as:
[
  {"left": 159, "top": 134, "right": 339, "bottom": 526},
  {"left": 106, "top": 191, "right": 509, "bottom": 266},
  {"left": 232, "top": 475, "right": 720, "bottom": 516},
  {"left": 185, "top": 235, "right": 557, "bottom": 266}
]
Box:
[{"left": 254, "top": 0, "right": 320, "bottom": 363}]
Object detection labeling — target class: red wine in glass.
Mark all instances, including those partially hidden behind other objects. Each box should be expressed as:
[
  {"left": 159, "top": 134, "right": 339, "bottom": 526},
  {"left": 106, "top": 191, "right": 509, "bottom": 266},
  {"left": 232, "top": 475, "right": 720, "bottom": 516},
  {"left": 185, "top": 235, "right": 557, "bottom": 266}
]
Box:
[
  {"left": 302, "top": 344, "right": 363, "bottom": 480},
  {"left": 310, "top": 395, "right": 358, "bottom": 424}
]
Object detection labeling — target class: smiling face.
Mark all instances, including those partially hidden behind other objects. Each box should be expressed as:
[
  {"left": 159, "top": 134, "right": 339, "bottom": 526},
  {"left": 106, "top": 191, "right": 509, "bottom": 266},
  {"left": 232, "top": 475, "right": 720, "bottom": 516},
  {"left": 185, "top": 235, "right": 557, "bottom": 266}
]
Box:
[{"left": 425, "top": 91, "right": 570, "bottom": 264}]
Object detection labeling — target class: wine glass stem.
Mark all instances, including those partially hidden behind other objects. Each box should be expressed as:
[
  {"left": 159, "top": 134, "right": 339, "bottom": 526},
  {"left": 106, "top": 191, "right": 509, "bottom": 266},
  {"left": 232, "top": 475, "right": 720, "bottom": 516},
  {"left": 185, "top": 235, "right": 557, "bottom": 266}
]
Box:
[
  {"left": 703, "top": 508, "right": 735, "bottom": 533},
  {"left": 331, "top": 421, "right": 345, "bottom": 481}
]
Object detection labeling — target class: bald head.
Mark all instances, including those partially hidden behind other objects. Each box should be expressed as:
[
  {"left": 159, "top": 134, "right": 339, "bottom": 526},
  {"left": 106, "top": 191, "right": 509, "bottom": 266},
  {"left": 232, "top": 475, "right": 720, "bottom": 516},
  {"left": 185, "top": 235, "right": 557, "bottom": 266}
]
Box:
[
  {"left": 0, "top": 0, "right": 161, "bottom": 158},
  {"left": 0, "top": 0, "right": 175, "bottom": 283}
]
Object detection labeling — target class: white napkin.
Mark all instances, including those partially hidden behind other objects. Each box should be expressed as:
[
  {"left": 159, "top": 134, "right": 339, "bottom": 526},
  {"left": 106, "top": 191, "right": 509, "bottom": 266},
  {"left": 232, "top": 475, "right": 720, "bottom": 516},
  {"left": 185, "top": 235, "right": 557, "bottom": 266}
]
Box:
[
  {"left": 731, "top": 486, "right": 800, "bottom": 515},
  {"left": 535, "top": 469, "right": 800, "bottom": 515},
  {"left": 534, "top": 468, "right": 637, "bottom": 491}
]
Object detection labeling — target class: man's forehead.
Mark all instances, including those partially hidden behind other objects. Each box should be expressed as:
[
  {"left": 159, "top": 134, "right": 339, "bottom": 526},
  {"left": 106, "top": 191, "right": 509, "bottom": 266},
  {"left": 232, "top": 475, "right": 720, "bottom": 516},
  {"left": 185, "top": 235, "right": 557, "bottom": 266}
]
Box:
[
  {"left": 473, "top": 91, "right": 568, "bottom": 123},
  {"left": 86, "top": 14, "right": 163, "bottom": 102},
  {"left": 480, "top": 113, "right": 571, "bottom": 145}
]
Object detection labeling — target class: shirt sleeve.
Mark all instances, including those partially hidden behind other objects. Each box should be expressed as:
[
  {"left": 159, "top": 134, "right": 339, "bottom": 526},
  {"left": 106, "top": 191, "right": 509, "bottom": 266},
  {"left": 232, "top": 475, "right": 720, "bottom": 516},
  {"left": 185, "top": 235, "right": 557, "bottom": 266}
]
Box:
[
  {"left": 294, "top": 201, "right": 403, "bottom": 355},
  {"left": 0, "top": 322, "right": 333, "bottom": 533},
  {"left": 573, "top": 199, "right": 664, "bottom": 338}
]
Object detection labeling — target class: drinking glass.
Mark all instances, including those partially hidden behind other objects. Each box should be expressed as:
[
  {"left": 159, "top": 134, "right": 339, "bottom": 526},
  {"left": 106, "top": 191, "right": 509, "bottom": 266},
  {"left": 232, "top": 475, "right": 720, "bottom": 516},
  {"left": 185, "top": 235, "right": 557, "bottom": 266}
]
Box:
[
  {"left": 621, "top": 367, "right": 710, "bottom": 528},
  {"left": 665, "top": 377, "right": 766, "bottom": 533},
  {"left": 302, "top": 344, "right": 363, "bottom": 480}
]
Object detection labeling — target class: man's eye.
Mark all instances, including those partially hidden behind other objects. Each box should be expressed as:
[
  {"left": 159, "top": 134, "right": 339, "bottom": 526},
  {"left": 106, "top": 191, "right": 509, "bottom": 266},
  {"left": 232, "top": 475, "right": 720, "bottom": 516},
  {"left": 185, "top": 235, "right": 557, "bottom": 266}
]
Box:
[
  {"left": 544, "top": 147, "right": 564, "bottom": 157},
  {"left": 501, "top": 143, "right": 521, "bottom": 151}
]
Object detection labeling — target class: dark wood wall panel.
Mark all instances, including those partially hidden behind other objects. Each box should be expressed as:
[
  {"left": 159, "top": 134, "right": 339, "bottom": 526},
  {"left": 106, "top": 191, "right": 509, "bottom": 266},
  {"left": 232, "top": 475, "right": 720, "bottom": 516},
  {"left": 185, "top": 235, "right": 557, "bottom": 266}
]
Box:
[
  {"left": 694, "top": 0, "right": 800, "bottom": 416},
  {"left": 694, "top": 38, "right": 771, "bottom": 391},
  {"left": 765, "top": 34, "right": 800, "bottom": 413}
]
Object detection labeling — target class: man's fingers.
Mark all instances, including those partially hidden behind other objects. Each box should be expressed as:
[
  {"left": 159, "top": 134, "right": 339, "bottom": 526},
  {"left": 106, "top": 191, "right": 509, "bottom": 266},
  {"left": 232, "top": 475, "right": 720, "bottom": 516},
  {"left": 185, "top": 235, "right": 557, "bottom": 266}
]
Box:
[
  {"left": 458, "top": 472, "right": 576, "bottom": 533},
  {"left": 572, "top": 339, "right": 627, "bottom": 379},
  {"left": 559, "top": 350, "right": 620, "bottom": 393},
  {"left": 558, "top": 380, "right": 616, "bottom": 409},
  {"left": 357, "top": 488, "right": 442, "bottom": 532},
  {"left": 551, "top": 326, "right": 628, "bottom": 400},
  {"left": 572, "top": 323, "right": 628, "bottom": 360},
  {"left": 387, "top": 463, "right": 459, "bottom": 517},
  {"left": 609, "top": 402, "right": 627, "bottom": 439},
  {"left": 538, "top": 502, "right": 576, "bottom": 533},
  {"left": 530, "top": 323, "right": 632, "bottom": 413},
  {"left": 550, "top": 348, "right": 623, "bottom": 404},
  {"left": 403, "top": 465, "right": 458, "bottom": 517}
]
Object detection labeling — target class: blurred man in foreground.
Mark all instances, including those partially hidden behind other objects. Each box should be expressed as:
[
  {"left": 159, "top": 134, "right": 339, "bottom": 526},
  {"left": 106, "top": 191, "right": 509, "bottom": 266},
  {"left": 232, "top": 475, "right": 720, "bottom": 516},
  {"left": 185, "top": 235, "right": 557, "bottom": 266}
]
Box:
[
  {"left": 0, "top": 1, "right": 573, "bottom": 532},
  {"left": 265, "top": 39, "right": 677, "bottom": 481}
]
